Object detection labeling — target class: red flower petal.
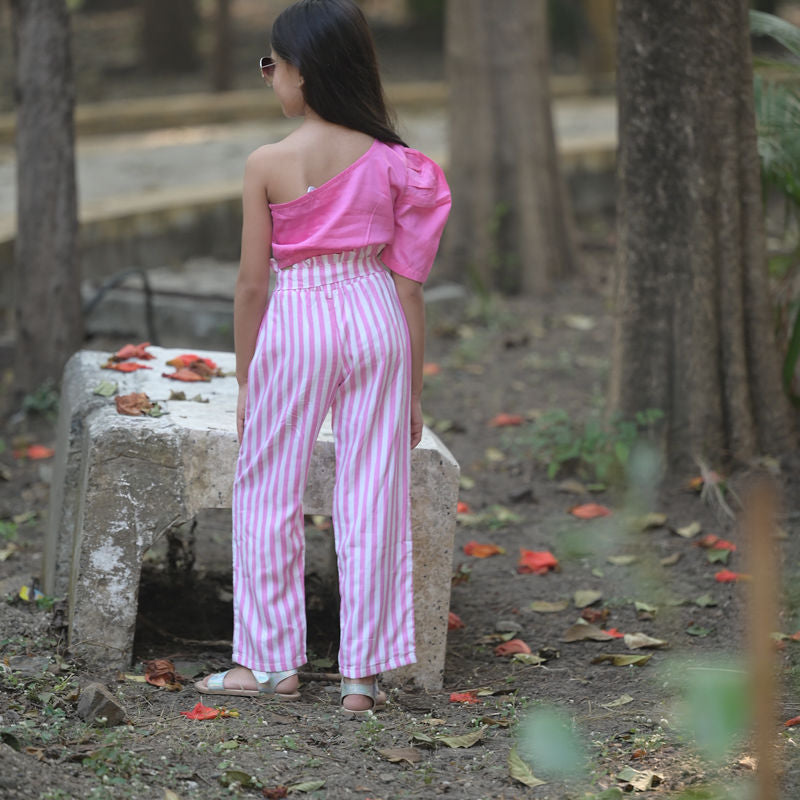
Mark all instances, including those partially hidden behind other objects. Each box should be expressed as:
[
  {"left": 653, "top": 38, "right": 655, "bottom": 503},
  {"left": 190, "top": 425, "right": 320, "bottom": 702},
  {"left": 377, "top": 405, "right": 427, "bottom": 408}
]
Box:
[
  {"left": 463, "top": 541, "right": 504, "bottom": 558},
  {"left": 423, "top": 362, "right": 441, "bottom": 376},
  {"left": 569, "top": 503, "right": 612, "bottom": 519},
  {"left": 785, "top": 716, "right": 800, "bottom": 728},
  {"left": 456, "top": 501, "right": 472, "bottom": 514},
  {"left": 494, "top": 639, "right": 532, "bottom": 656},
  {"left": 448, "top": 611, "right": 465, "bottom": 630},
  {"left": 715, "top": 569, "right": 748, "bottom": 583},
  {"left": 488, "top": 412, "right": 524, "bottom": 427},
  {"left": 102, "top": 361, "right": 153, "bottom": 372},
  {"left": 603, "top": 627, "right": 625, "bottom": 639},
  {"left": 517, "top": 549, "right": 558, "bottom": 574},
  {"left": 113, "top": 342, "right": 154, "bottom": 361},
  {"left": 162, "top": 368, "right": 208, "bottom": 382},
  {"left": 180, "top": 702, "right": 220, "bottom": 720},
  {"left": 449, "top": 691, "right": 480, "bottom": 704}
]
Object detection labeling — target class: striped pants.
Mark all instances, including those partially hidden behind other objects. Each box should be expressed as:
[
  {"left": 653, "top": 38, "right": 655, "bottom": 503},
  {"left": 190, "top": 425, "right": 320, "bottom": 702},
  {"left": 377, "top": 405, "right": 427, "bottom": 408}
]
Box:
[{"left": 232, "top": 247, "right": 416, "bottom": 678}]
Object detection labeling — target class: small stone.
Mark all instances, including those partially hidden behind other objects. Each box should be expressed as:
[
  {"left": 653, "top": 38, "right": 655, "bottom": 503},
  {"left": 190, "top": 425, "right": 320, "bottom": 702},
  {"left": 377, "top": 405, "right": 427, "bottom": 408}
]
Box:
[
  {"left": 7, "top": 656, "right": 51, "bottom": 675},
  {"left": 495, "top": 619, "right": 522, "bottom": 633},
  {"left": 76, "top": 682, "right": 126, "bottom": 726}
]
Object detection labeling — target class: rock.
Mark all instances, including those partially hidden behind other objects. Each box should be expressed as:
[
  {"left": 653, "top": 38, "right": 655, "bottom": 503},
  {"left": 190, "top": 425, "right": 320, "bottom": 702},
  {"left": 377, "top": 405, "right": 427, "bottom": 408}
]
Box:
[
  {"left": 76, "top": 682, "right": 126, "bottom": 726},
  {"left": 495, "top": 619, "right": 523, "bottom": 633},
  {"left": 7, "top": 655, "right": 51, "bottom": 675}
]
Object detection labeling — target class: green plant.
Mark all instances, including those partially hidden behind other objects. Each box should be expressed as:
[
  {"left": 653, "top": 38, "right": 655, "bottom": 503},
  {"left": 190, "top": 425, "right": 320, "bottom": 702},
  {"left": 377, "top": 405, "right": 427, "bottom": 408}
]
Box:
[
  {"left": 0, "top": 520, "right": 18, "bottom": 542},
  {"left": 751, "top": 10, "right": 800, "bottom": 404},
  {"left": 21, "top": 379, "right": 59, "bottom": 419},
  {"left": 507, "top": 408, "right": 663, "bottom": 484}
]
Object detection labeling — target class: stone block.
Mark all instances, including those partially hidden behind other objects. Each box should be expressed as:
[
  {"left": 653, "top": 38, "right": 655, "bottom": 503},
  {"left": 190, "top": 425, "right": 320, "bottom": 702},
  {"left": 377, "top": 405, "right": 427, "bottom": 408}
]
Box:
[
  {"left": 45, "top": 348, "right": 460, "bottom": 690},
  {"left": 76, "top": 682, "right": 126, "bottom": 726}
]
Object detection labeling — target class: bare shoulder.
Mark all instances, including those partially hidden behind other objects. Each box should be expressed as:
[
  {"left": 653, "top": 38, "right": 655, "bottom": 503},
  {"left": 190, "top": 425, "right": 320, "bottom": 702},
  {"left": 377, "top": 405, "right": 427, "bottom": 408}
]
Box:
[{"left": 245, "top": 142, "right": 285, "bottom": 178}]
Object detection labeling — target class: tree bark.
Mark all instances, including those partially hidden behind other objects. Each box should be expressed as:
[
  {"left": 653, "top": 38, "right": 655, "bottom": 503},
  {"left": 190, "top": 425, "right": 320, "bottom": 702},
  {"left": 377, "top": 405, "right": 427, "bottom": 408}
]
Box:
[
  {"left": 141, "top": 0, "right": 198, "bottom": 74},
  {"left": 609, "top": 0, "right": 795, "bottom": 471},
  {"left": 444, "top": 0, "right": 577, "bottom": 294},
  {"left": 12, "top": 0, "right": 82, "bottom": 398}
]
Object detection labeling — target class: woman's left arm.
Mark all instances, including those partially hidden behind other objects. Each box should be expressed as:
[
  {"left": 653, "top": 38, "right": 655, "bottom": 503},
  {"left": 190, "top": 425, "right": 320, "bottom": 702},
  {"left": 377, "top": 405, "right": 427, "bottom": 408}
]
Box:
[{"left": 391, "top": 272, "right": 425, "bottom": 448}]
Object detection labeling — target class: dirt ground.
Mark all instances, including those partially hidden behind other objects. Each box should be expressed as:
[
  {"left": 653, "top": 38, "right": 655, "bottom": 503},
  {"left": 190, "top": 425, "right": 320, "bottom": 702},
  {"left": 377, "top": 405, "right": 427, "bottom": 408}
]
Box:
[{"left": 2, "top": 247, "right": 800, "bottom": 799}]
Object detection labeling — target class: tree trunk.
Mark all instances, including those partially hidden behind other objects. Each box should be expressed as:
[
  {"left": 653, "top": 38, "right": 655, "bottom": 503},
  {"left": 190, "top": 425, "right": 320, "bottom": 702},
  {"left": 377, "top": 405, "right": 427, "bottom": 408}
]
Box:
[
  {"left": 12, "top": 0, "right": 82, "bottom": 398},
  {"left": 609, "top": 0, "right": 795, "bottom": 471},
  {"left": 213, "top": 0, "right": 233, "bottom": 92},
  {"left": 444, "top": 0, "right": 577, "bottom": 294},
  {"left": 141, "top": 0, "right": 198, "bottom": 74}
]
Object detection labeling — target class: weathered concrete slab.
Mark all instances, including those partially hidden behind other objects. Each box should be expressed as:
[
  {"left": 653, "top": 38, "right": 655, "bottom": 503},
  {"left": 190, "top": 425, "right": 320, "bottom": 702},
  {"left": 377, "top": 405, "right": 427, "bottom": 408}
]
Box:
[{"left": 46, "top": 347, "right": 459, "bottom": 689}]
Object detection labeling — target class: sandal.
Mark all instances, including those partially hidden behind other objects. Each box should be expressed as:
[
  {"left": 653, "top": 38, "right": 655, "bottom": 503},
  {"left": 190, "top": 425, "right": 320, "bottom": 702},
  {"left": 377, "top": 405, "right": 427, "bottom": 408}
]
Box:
[
  {"left": 340, "top": 678, "right": 387, "bottom": 718},
  {"left": 195, "top": 667, "right": 301, "bottom": 700}
]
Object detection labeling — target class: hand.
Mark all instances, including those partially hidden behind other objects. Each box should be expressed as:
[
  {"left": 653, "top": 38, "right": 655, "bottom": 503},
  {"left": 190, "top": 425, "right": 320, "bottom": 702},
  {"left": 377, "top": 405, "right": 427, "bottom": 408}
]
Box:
[
  {"left": 410, "top": 396, "right": 423, "bottom": 449},
  {"left": 237, "top": 383, "right": 248, "bottom": 443}
]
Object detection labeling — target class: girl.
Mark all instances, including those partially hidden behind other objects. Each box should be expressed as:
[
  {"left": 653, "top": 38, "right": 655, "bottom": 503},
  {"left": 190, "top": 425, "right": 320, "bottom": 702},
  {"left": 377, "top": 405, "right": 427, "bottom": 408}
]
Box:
[{"left": 195, "top": 0, "right": 450, "bottom": 716}]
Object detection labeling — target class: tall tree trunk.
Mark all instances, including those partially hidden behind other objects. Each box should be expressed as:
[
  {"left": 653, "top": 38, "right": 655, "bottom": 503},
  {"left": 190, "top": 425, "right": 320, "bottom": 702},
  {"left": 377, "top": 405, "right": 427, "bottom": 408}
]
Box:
[
  {"left": 444, "top": 0, "right": 577, "bottom": 294},
  {"left": 141, "top": 0, "right": 198, "bottom": 74},
  {"left": 12, "top": 0, "right": 81, "bottom": 398},
  {"left": 609, "top": 0, "right": 795, "bottom": 471},
  {"left": 213, "top": 0, "right": 233, "bottom": 92}
]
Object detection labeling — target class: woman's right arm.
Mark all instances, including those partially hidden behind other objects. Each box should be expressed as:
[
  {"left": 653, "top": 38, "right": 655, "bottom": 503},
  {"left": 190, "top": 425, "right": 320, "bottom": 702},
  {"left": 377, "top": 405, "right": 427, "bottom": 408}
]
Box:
[{"left": 234, "top": 150, "right": 273, "bottom": 441}]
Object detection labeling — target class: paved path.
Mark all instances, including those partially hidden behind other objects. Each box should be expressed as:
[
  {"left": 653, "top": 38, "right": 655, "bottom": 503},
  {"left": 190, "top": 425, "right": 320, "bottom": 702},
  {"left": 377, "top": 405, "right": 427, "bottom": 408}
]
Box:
[{"left": 0, "top": 97, "right": 615, "bottom": 233}]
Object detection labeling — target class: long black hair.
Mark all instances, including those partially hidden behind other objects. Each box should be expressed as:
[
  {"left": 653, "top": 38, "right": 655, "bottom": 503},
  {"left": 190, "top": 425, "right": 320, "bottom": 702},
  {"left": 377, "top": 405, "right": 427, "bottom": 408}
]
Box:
[{"left": 271, "top": 0, "right": 407, "bottom": 146}]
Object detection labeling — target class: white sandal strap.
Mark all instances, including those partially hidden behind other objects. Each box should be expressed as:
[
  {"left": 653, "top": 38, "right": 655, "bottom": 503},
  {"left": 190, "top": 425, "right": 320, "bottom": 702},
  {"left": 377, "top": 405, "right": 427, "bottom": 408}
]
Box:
[
  {"left": 206, "top": 670, "right": 230, "bottom": 691},
  {"left": 252, "top": 668, "right": 298, "bottom": 694}
]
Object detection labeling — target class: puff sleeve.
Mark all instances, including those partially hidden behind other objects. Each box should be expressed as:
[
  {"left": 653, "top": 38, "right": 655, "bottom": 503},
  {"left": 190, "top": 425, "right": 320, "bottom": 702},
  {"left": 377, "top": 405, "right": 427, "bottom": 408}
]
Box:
[{"left": 380, "top": 148, "right": 451, "bottom": 284}]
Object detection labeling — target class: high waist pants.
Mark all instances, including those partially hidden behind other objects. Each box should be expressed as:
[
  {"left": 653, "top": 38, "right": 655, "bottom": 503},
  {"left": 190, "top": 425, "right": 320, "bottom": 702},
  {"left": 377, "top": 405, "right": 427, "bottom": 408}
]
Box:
[{"left": 232, "top": 247, "right": 416, "bottom": 678}]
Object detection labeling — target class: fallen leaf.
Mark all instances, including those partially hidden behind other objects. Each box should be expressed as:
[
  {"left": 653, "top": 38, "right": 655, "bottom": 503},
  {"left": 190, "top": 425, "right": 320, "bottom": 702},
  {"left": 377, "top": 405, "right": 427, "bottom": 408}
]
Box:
[
  {"left": 93, "top": 381, "right": 118, "bottom": 397},
  {"left": 488, "top": 412, "right": 524, "bottom": 427},
  {"left": 529, "top": 599, "right": 569, "bottom": 613},
  {"left": 715, "top": 570, "right": 750, "bottom": 583},
  {"left": 115, "top": 392, "right": 153, "bottom": 416},
  {"left": 102, "top": 361, "right": 152, "bottom": 372},
  {"left": 685, "top": 625, "right": 712, "bottom": 637},
  {"left": 262, "top": 788, "right": 289, "bottom": 800},
  {"left": 617, "top": 765, "right": 662, "bottom": 791},
  {"left": 287, "top": 780, "right": 325, "bottom": 793},
  {"left": 456, "top": 500, "right": 472, "bottom": 514},
  {"left": 449, "top": 691, "right": 480, "bottom": 704},
  {"left": 517, "top": 549, "right": 558, "bottom": 574},
  {"left": 508, "top": 748, "right": 546, "bottom": 787},
  {"left": 633, "top": 512, "right": 668, "bottom": 531},
  {"left": 563, "top": 313, "right": 596, "bottom": 331},
  {"left": 557, "top": 479, "right": 587, "bottom": 494},
  {"left": 422, "top": 362, "right": 441, "bottom": 376},
  {"left": 0, "top": 542, "right": 18, "bottom": 561},
  {"left": 377, "top": 746, "right": 422, "bottom": 763},
  {"left": 738, "top": 755, "right": 757, "bottom": 770},
  {"left": 144, "top": 658, "right": 182, "bottom": 690},
  {"left": 581, "top": 607, "right": 610, "bottom": 624},
  {"left": 463, "top": 541, "right": 505, "bottom": 558},
  {"left": 574, "top": 589, "right": 603, "bottom": 608},
  {"left": 706, "top": 549, "right": 730, "bottom": 564},
  {"left": 624, "top": 633, "right": 667, "bottom": 649},
  {"left": 485, "top": 447, "right": 506, "bottom": 462},
  {"left": 112, "top": 342, "right": 154, "bottom": 361},
  {"left": 562, "top": 623, "right": 613, "bottom": 642},
  {"left": 570, "top": 503, "right": 612, "bottom": 519},
  {"left": 694, "top": 593, "right": 717, "bottom": 607},
  {"left": 591, "top": 653, "right": 652, "bottom": 667},
  {"left": 164, "top": 790, "right": 183, "bottom": 800},
  {"left": 162, "top": 368, "right": 208, "bottom": 382},
  {"left": 633, "top": 601, "right": 657, "bottom": 615},
  {"left": 165, "top": 353, "right": 219, "bottom": 370},
  {"left": 660, "top": 552, "right": 682, "bottom": 566},
  {"left": 601, "top": 694, "right": 634, "bottom": 709},
  {"left": 675, "top": 521, "right": 702, "bottom": 538},
  {"left": 512, "top": 653, "right": 547, "bottom": 665},
  {"left": 494, "top": 639, "right": 532, "bottom": 656},
  {"left": 460, "top": 475, "right": 476, "bottom": 490},
  {"left": 437, "top": 727, "right": 485, "bottom": 748},
  {"left": 448, "top": 611, "right": 465, "bottom": 630},
  {"left": 607, "top": 554, "right": 638, "bottom": 566},
  {"left": 180, "top": 702, "right": 220, "bottom": 720}
]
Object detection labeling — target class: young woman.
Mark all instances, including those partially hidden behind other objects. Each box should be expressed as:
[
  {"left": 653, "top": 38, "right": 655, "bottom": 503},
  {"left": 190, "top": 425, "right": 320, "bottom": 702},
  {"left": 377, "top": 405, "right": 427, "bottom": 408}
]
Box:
[{"left": 196, "top": 0, "right": 450, "bottom": 716}]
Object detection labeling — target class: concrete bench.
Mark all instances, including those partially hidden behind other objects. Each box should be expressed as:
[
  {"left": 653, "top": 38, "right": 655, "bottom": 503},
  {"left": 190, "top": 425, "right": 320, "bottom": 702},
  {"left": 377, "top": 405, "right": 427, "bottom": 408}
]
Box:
[{"left": 44, "top": 347, "right": 459, "bottom": 690}]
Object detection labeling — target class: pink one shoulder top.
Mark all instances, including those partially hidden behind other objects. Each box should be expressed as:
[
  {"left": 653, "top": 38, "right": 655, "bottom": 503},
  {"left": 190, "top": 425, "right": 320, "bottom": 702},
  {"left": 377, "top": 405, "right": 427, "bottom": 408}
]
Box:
[{"left": 268, "top": 139, "right": 451, "bottom": 284}]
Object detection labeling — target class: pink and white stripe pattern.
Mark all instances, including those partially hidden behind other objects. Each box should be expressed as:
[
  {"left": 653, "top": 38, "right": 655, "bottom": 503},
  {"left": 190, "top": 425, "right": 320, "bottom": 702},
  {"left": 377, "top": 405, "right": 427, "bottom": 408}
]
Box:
[{"left": 232, "top": 247, "right": 416, "bottom": 678}]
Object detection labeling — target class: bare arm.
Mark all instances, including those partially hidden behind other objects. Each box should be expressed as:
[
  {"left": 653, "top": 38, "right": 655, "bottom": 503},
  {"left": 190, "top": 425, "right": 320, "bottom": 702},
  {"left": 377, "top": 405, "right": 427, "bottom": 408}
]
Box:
[
  {"left": 234, "top": 150, "right": 273, "bottom": 440},
  {"left": 391, "top": 272, "right": 425, "bottom": 448}
]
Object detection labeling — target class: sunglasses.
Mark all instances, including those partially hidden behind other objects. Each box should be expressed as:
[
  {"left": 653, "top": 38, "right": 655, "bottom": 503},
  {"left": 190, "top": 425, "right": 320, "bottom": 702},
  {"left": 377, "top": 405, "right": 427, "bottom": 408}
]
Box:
[{"left": 260, "top": 57, "right": 276, "bottom": 84}]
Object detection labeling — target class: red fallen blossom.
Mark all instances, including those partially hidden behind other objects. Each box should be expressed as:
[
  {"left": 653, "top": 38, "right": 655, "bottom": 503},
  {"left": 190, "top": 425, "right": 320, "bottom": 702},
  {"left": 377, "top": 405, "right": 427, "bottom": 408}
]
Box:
[
  {"left": 494, "top": 639, "right": 532, "bottom": 657},
  {"left": 489, "top": 412, "right": 524, "bottom": 427},
  {"left": 791, "top": 632, "right": 800, "bottom": 642},
  {"left": 102, "top": 360, "right": 153, "bottom": 373},
  {"left": 517, "top": 549, "right": 558, "bottom": 575},
  {"left": 696, "top": 534, "right": 737, "bottom": 552},
  {"left": 422, "top": 362, "right": 441, "bottom": 376},
  {"left": 448, "top": 611, "right": 465, "bottom": 630},
  {"left": 166, "top": 353, "right": 219, "bottom": 370},
  {"left": 263, "top": 788, "right": 290, "bottom": 800},
  {"left": 115, "top": 393, "right": 153, "bottom": 417},
  {"left": 715, "top": 569, "right": 750, "bottom": 583},
  {"left": 569, "top": 503, "right": 612, "bottom": 519},
  {"left": 603, "top": 628, "right": 625, "bottom": 639},
  {"left": 13, "top": 444, "right": 55, "bottom": 460},
  {"left": 463, "top": 541, "right": 504, "bottom": 558},
  {"left": 449, "top": 691, "right": 480, "bottom": 704},
  {"left": 162, "top": 368, "right": 209, "bottom": 382},
  {"left": 712, "top": 539, "right": 737, "bottom": 552},
  {"left": 785, "top": 716, "right": 800, "bottom": 728},
  {"left": 180, "top": 702, "right": 221, "bottom": 720},
  {"left": 581, "top": 607, "right": 610, "bottom": 625},
  {"left": 457, "top": 501, "right": 472, "bottom": 514},
  {"left": 112, "top": 342, "right": 154, "bottom": 361},
  {"left": 144, "top": 658, "right": 182, "bottom": 689}
]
